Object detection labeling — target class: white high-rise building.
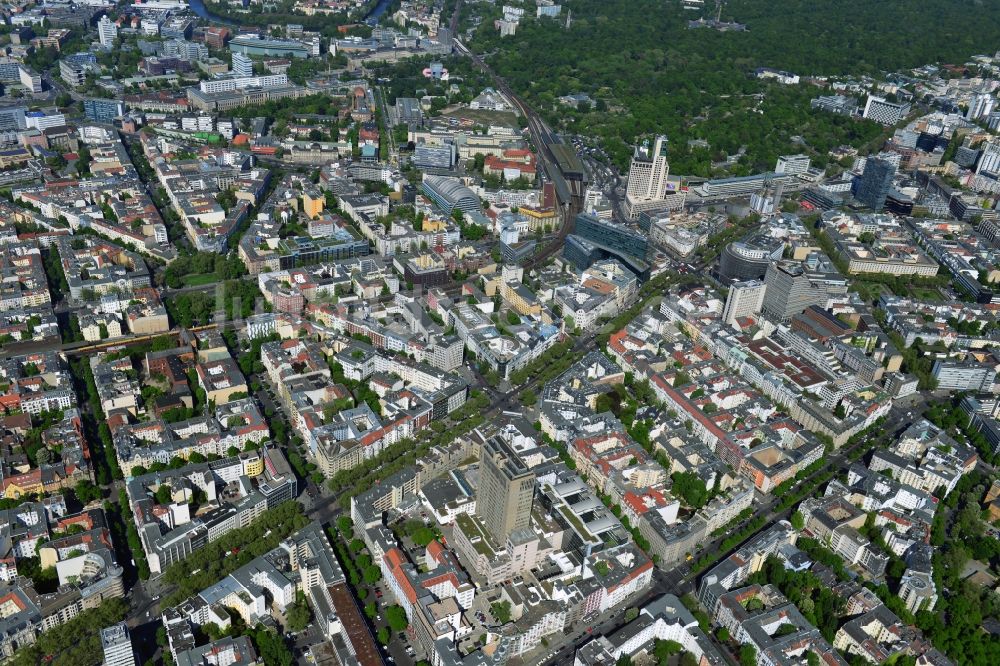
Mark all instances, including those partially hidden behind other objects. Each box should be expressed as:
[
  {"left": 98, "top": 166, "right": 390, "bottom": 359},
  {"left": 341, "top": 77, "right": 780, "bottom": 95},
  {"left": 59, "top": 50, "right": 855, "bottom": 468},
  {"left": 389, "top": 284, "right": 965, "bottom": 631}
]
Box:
[
  {"left": 18, "top": 66, "right": 41, "bottom": 94},
  {"left": 231, "top": 52, "right": 253, "bottom": 78},
  {"left": 722, "top": 279, "right": 766, "bottom": 327},
  {"left": 624, "top": 135, "right": 682, "bottom": 219},
  {"left": 967, "top": 93, "right": 996, "bottom": 122},
  {"left": 775, "top": 154, "right": 811, "bottom": 176},
  {"left": 97, "top": 16, "right": 118, "bottom": 48},
  {"left": 626, "top": 135, "right": 670, "bottom": 203},
  {"left": 977, "top": 141, "right": 1000, "bottom": 176},
  {"left": 749, "top": 191, "right": 775, "bottom": 215},
  {"left": 100, "top": 623, "right": 136, "bottom": 666}
]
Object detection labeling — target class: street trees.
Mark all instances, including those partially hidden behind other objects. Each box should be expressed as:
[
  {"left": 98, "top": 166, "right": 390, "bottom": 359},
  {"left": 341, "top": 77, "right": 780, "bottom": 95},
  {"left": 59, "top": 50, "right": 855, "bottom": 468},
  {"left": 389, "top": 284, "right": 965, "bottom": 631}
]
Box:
[
  {"left": 73, "top": 479, "right": 102, "bottom": 504},
  {"left": 285, "top": 591, "right": 312, "bottom": 632},
  {"left": 9, "top": 598, "right": 127, "bottom": 666},
  {"left": 386, "top": 605, "right": 409, "bottom": 632},
  {"left": 162, "top": 502, "right": 309, "bottom": 606},
  {"left": 363, "top": 566, "right": 383, "bottom": 585},
  {"left": 671, "top": 472, "right": 709, "bottom": 509}
]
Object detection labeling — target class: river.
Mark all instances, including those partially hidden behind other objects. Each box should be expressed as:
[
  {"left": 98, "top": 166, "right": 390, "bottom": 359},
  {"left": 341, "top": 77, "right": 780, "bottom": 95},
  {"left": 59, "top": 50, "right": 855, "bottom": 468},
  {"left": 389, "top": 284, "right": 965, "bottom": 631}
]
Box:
[
  {"left": 363, "top": 0, "right": 394, "bottom": 24},
  {"left": 187, "top": 0, "right": 239, "bottom": 26},
  {"left": 188, "top": 0, "right": 393, "bottom": 26}
]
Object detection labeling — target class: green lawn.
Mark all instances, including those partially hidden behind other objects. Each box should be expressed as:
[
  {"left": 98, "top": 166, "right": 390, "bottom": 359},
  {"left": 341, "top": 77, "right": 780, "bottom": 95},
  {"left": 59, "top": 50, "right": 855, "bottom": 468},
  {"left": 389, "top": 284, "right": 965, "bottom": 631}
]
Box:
[
  {"left": 182, "top": 273, "right": 218, "bottom": 287},
  {"left": 907, "top": 286, "right": 945, "bottom": 302},
  {"left": 851, "top": 280, "right": 890, "bottom": 304}
]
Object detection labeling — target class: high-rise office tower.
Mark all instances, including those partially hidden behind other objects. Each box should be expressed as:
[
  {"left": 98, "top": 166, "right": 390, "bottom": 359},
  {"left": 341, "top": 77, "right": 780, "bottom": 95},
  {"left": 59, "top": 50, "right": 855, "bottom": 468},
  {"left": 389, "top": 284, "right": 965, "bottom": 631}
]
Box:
[
  {"left": 854, "top": 157, "right": 896, "bottom": 212},
  {"left": 101, "top": 623, "right": 136, "bottom": 666},
  {"left": 722, "top": 279, "right": 767, "bottom": 327},
  {"left": 977, "top": 141, "right": 1000, "bottom": 176},
  {"left": 84, "top": 98, "right": 125, "bottom": 124},
  {"left": 762, "top": 260, "right": 848, "bottom": 323},
  {"left": 97, "top": 16, "right": 118, "bottom": 48},
  {"left": 0, "top": 106, "right": 26, "bottom": 131},
  {"left": 967, "top": 93, "right": 995, "bottom": 121},
  {"left": 476, "top": 436, "right": 534, "bottom": 544},
  {"left": 763, "top": 261, "right": 809, "bottom": 323},
  {"left": 625, "top": 135, "right": 670, "bottom": 218},
  {"left": 231, "top": 52, "right": 253, "bottom": 78}
]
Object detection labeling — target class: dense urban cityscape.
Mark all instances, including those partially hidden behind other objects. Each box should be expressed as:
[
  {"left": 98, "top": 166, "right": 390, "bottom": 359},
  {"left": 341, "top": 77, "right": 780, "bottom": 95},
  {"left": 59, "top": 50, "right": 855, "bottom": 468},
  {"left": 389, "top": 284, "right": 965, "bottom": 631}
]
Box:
[{"left": 0, "top": 0, "right": 997, "bottom": 665}]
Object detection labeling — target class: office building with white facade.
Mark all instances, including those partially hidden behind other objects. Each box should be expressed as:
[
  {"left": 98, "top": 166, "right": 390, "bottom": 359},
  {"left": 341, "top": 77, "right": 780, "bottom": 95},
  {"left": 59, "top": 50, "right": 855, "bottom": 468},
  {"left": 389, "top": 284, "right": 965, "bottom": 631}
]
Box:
[
  {"left": 199, "top": 74, "right": 288, "bottom": 95},
  {"left": 98, "top": 16, "right": 118, "bottom": 48},
  {"left": 863, "top": 95, "right": 911, "bottom": 126},
  {"left": 967, "top": 93, "right": 996, "bottom": 122},
  {"left": 978, "top": 141, "right": 1000, "bottom": 176},
  {"left": 775, "top": 154, "right": 811, "bottom": 176},
  {"left": 100, "top": 623, "right": 136, "bottom": 666},
  {"left": 625, "top": 135, "right": 684, "bottom": 218},
  {"left": 932, "top": 360, "right": 996, "bottom": 392},
  {"left": 231, "top": 52, "right": 253, "bottom": 78},
  {"left": 722, "top": 279, "right": 766, "bottom": 327}
]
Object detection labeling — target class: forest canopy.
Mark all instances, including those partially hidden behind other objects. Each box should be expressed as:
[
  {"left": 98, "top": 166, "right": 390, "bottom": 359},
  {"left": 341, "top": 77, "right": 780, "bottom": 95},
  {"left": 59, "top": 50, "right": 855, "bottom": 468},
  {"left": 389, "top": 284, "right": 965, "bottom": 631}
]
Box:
[{"left": 468, "top": 0, "right": 1000, "bottom": 174}]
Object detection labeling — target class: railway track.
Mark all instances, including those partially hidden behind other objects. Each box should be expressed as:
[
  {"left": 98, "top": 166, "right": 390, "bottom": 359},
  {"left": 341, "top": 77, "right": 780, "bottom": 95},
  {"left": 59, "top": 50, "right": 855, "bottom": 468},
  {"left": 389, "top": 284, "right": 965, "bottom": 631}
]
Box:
[{"left": 452, "top": 38, "right": 584, "bottom": 269}]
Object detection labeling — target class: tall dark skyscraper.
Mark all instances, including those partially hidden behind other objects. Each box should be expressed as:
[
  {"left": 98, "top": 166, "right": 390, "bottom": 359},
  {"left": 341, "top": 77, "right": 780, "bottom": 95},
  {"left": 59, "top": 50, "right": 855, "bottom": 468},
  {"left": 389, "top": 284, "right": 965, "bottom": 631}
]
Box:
[
  {"left": 476, "top": 436, "right": 534, "bottom": 544},
  {"left": 855, "top": 157, "right": 896, "bottom": 212}
]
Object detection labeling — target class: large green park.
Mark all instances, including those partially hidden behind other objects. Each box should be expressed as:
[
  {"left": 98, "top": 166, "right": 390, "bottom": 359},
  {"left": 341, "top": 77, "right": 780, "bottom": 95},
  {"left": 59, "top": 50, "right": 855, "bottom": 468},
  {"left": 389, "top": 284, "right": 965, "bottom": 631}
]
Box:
[{"left": 468, "top": 0, "right": 1000, "bottom": 175}]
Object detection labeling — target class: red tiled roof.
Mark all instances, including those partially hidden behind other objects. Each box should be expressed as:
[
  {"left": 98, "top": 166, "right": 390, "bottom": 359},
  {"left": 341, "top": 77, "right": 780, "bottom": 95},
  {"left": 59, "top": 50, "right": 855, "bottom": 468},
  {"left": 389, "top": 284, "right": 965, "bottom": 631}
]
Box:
[
  {"left": 426, "top": 540, "right": 445, "bottom": 563},
  {"left": 384, "top": 548, "right": 417, "bottom": 604}
]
